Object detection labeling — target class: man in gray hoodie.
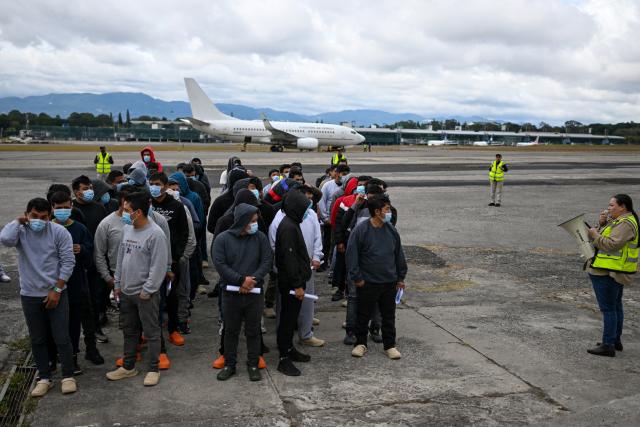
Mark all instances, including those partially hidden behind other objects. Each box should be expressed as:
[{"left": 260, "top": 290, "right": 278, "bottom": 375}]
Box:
[
  {"left": 213, "top": 204, "right": 272, "bottom": 382},
  {"left": 106, "top": 192, "right": 168, "bottom": 387}
]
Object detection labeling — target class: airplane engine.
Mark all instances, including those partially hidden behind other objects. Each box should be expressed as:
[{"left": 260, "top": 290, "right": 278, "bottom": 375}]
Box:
[{"left": 296, "top": 137, "right": 319, "bottom": 150}]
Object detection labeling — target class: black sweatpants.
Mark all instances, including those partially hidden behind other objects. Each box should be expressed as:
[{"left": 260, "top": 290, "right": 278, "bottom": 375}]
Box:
[
  {"left": 222, "top": 291, "right": 263, "bottom": 368},
  {"left": 277, "top": 287, "right": 303, "bottom": 355},
  {"left": 355, "top": 282, "right": 397, "bottom": 350},
  {"left": 321, "top": 224, "right": 332, "bottom": 267},
  {"left": 166, "top": 262, "right": 180, "bottom": 333},
  {"left": 332, "top": 250, "right": 346, "bottom": 293}
]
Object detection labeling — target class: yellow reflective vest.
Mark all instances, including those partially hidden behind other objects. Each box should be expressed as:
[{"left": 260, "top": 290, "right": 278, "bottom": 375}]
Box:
[
  {"left": 489, "top": 160, "right": 505, "bottom": 182},
  {"left": 591, "top": 215, "right": 638, "bottom": 273},
  {"left": 332, "top": 152, "right": 347, "bottom": 165},
  {"left": 96, "top": 152, "right": 111, "bottom": 174}
]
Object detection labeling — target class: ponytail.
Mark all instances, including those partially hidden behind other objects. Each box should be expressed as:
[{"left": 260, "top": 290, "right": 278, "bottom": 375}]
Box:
[{"left": 614, "top": 193, "right": 639, "bottom": 235}]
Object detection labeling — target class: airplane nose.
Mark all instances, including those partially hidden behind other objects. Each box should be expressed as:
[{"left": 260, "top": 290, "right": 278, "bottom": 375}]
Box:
[{"left": 359, "top": 134, "right": 365, "bottom": 143}]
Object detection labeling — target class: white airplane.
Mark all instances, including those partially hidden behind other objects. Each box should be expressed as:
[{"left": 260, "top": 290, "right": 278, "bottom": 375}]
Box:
[
  {"left": 516, "top": 136, "right": 540, "bottom": 147},
  {"left": 472, "top": 140, "right": 488, "bottom": 146},
  {"left": 426, "top": 135, "right": 457, "bottom": 146},
  {"left": 181, "top": 78, "right": 365, "bottom": 151}
]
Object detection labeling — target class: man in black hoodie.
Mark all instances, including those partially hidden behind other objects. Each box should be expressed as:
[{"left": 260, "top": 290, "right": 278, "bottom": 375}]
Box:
[
  {"left": 208, "top": 169, "right": 249, "bottom": 234},
  {"left": 275, "top": 190, "right": 312, "bottom": 376},
  {"left": 213, "top": 204, "right": 272, "bottom": 381}
]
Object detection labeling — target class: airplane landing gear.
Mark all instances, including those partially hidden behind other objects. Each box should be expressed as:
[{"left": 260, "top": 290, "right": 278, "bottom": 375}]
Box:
[{"left": 270, "top": 145, "right": 284, "bottom": 152}]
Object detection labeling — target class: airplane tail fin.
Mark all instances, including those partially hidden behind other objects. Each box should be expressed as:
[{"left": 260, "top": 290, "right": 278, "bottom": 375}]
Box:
[
  {"left": 533, "top": 136, "right": 540, "bottom": 144},
  {"left": 184, "top": 78, "right": 236, "bottom": 121}
]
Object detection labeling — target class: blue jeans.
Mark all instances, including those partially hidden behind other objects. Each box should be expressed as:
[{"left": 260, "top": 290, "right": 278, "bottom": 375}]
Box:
[{"left": 589, "top": 274, "right": 624, "bottom": 346}]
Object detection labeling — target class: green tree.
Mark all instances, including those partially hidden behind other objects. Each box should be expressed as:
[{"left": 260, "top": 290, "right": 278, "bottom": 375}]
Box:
[
  {"left": 117, "top": 112, "right": 123, "bottom": 128},
  {"left": 126, "top": 109, "right": 131, "bottom": 127}
]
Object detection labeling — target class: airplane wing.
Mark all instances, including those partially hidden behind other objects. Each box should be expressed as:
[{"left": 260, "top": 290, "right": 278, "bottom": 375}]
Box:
[
  {"left": 261, "top": 113, "right": 298, "bottom": 143},
  {"left": 180, "top": 117, "right": 209, "bottom": 127}
]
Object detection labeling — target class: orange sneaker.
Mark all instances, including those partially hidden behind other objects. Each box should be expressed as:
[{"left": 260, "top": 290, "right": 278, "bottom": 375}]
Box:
[
  {"left": 158, "top": 353, "right": 171, "bottom": 370},
  {"left": 115, "top": 353, "right": 141, "bottom": 367},
  {"left": 168, "top": 331, "right": 185, "bottom": 346},
  {"left": 212, "top": 355, "right": 225, "bottom": 369},
  {"left": 258, "top": 356, "right": 267, "bottom": 369}
]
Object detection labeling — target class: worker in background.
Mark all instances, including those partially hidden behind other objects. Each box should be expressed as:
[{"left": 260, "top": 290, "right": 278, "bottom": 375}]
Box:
[
  {"left": 331, "top": 148, "right": 347, "bottom": 166},
  {"left": 488, "top": 154, "right": 508, "bottom": 207},
  {"left": 94, "top": 146, "right": 113, "bottom": 181}
]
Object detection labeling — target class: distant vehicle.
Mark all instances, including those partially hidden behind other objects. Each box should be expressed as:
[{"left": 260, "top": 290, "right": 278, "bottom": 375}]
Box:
[
  {"left": 181, "top": 78, "right": 365, "bottom": 152},
  {"left": 516, "top": 136, "right": 540, "bottom": 147},
  {"left": 472, "top": 140, "right": 488, "bottom": 146},
  {"left": 426, "top": 135, "right": 457, "bottom": 146}
]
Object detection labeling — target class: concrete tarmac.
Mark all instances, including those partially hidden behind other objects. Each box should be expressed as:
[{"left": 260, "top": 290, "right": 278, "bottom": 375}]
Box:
[{"left": 0, "top": 147, "right": 638, "bottom": 425}]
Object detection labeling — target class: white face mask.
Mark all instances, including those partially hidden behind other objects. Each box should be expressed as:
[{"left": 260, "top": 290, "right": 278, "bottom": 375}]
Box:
[{"left": 166, "top": 189, "right": 181, "bottom": 201}]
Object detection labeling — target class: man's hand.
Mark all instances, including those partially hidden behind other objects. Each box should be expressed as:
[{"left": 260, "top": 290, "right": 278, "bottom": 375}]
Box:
[
  {"left": 311, "top": 260, "right": 321, "bottom": 270},
  {"left": 139, "top": 291, "right": 151, "bottom": 300},
  {"left": 294, "top": 287, "right": 305, "bottom": 301},
  {"left": 43, "top": 290, "right": 60, "bottom": 309},
  {"left": 337, "top": 243, "right": 346, "bottom": 253},
  {"left": 241, "top": 276, "right": 257, "bottom": 291},
  {"left": 73, "top": 244, "right": 81, "bottom": 254},
  {"left": 396, "top": 281, "right": 405, "bottom": 290},
  {"left": 114, "top": 288, "right": 121, "bottom": 301},
  {"left": 166, "top": 271, "right": 175, "bottom": 282},
  {"left": 17, "top": 215, "right": 29, "bottom": 225},
  {"left": 106, "top": 277, "right": 115, "bottom": 290},
  {"left": 355, "top": 280, "right": 365, "bottom": 288}
]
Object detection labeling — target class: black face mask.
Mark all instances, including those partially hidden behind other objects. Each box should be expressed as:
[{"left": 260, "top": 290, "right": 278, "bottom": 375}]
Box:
[{"left": 336, "top": 181, "right": 343, "bottom": 187}]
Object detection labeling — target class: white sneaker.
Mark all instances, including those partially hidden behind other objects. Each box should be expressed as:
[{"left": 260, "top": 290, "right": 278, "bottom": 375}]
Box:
[
  {"left": 385, "top": 347, "right": 402, "bottom": 360},
  {"left": 351, "top": 344, "right": 367, "bottom": 357},
  {"left": 263, "top": 307, "right": 276, "bottom": 319},
  {"left": 312, "top": 318, "right": 320, "bottom": 326},
  {"left": 202, "top": 261, "right": 209, "bottom": 269},
  {"left": 197, "top": 285, "right": 208, "bottom": 295},
  {"left": 31, "top": 379, "right": 53, "bottom": 397},
  {"left": 61, "top": 377, "right": 77, "bottom": 394},
  {"left": 0, "top": 274, "right": 10, "bottom": 283},
  {"left": 106, "top": 367, "right": 138, "bottom": 381},
  {"left": 301, "top": 337, "right": 325, "bottom": 347},
  {"left": 144, "top": 371, "right": 160, "bottom": 386}
]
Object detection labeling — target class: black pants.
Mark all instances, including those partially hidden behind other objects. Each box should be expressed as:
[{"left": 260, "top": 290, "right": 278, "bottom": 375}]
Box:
[
  {"left": 166, "top": 262, "right": 180, "bottom": 333},
  {"left": 265, "top": 272, "right": 277, "bottom": 309},
  {"left": 277, "top": 286, "right": 303, "bottom": 355},
  {"left": 79, "top": 290, "right": 98, "bottom": 350},
  {"left": 355, "top": 282, "right": 396, "bottom": 350},
  {"left": 222, "top": 291, "right": 263, "bottom": 368},
  {"left": 321, "top": 224, "right": 332, "bottom": 267},
  {"left": 87, "top": 266, "right": 105, "bottom": 331},
  {"left": 332, "top": 250, "right": 346, "bottom": 293}
]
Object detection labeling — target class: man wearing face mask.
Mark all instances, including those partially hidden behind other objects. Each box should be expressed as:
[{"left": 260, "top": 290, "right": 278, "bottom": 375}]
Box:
[
  {"left": 1, "top": 198, "right": 77, "bottom": 397},
  {"left": 347, "top": 195, "right": 407, "bottom": 360},
  {"left": 106, "top": 192, "right": 168, "bottom": 387},
  {"left": 91, "top": 179, "right": 118, "bottom": 215},
  {"left": 213, "top": 204, "right": 272, "bottom": 381},
  {"left": 140, "top": 146, "right": 163, "bottom": 173}
]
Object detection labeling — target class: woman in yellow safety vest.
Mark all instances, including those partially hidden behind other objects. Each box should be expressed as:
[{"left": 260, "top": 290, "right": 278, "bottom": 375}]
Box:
[
  {"left": 586, "top": 194, "right": 638, "bottom": 357},
  {"left": 94, "top": 146, "right": 113, "bottom": 179}
]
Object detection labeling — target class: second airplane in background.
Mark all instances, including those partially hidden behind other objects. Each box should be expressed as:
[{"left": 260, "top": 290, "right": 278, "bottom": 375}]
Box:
[{"left": 182, "top": 78, "right": 365, "bottom": 151}]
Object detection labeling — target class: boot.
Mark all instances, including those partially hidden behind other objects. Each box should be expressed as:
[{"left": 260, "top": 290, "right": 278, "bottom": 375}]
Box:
[
  {"left": 277, "top": 357, "right": 300, "bottom": 376},
  {"left": 288, "top": 347, "right": 310, "bottom": 363},
  {"left": 597, "top": 341, "right": 623, "bottom": 351},
  {"left": 85, "top": 347, "right": 105, "bottom": 365},
  {"left": 587, "top": 344, "right": 615, "bottom": 357}
]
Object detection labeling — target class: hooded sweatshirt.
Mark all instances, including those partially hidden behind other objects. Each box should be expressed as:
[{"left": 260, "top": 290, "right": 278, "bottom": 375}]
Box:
[
  {"left": 214, "top": 189, "right": 267, "bottom": 238},
  {"left": 212, "top": 204, "right": 272, "bottom": 289},
  {"left": 330, "top": 177, "right": 359, "bottom": 229},
  {"left": 275, "top": 191, "right": 312, "bottom": 290},
  {"left": 207, "top": 168, "right": 249, "bottom": 233},
  {"left": 140, "top": 146, "right": 163, "bottom": 172},
  {"left": 127, "top": 165, "right": 148, "bottom": 187},
  {"left": 72, "top": 198, "right": 106, "bottom": 237},
  {"left": 152, "top": 192, "right": 189, "bottom": 263},
  {"left": 91, "top": 179, "right": 119, "bottom": 214},
  {"left": 169, "top": 172, "right": 205, "bottom": 224}
]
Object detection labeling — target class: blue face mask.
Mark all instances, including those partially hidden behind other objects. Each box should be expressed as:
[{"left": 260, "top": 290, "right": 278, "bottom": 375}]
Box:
[
  {"left": 250, "top": 189, "right": 260, "bottom": 200},
  {"left": 143, "top": 155, "right": 151, "bottom": 163},
  {"left": 271, "top": 175, "right": 280, "bottom": 182},
  {"left": 53, "top": 208, "right": 72, "bottom": 223},
  {"left": 189, "top": 175, "right": 197, "bottom": 181},
  {"left": 101, "top": 192, "right": 111, "bottom": 204},
  {"left": 116, "top": 182, "right": 126, "bottom": 191},
  {"left": 29, "top": 218, "right": 47, "bottom": 232},
  {"left": 355, "top": 185, "right": 366, "bottom": 195},
  {"left": 82, "top": 189, "right": 94, "bottom": 202},
  {"left": 149, "top": 185, "right": 162, "bottom": 198},
  {"left": 128, "top": 179, "right": 136, "bottom": 186},
  {"left": 248, "top": 222, "right": 258, "bottom": 235},
  {"left": 383, "top": 212, "right": 392, "bottom": 223},
  {"left": 122, "top": 212, "right": 133, "bottom": 225}
]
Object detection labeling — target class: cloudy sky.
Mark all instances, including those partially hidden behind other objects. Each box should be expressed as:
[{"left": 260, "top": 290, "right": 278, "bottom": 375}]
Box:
[{"left": 0, "top": 0, "right": 638, "bottom": 123}]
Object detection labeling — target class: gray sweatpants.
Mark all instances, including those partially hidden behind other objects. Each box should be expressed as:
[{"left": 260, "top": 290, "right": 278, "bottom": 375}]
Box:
[
  {"left": 121, "top": 292, "right": 161, "bottom": 372},
  {"left": 178, "top": 258, "right": 191, "bottom": 323},
  {"left": 489, "top": 181, "right": 503, "bottom": 204},
  {"left": 298, "top": 272, "right": 316, "bottom": 340}
]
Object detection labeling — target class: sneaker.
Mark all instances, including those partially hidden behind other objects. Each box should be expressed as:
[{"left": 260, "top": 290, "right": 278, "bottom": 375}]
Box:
[
  {"left": 72, "top": 355, "right": 83, "bottom": 376},
  {"left": 312, "top": 318, "right": 320, "bottom": 326},
  {"left": 351, "top": 344, "right": 367, "bottom": 357},
  {"left": 178, "top": 322, "right": 191, "bottom": 335},
  {"left": 343, "top": 333, "right": 356, "bottom": 345},
  {"left": 31, "top": 379, "right": 53, "bottom": 397},
  {"left": 587, "top": 344, "right": 615, "bottom": 357},
  {"left": 168, "top": 331, "right": 185, "bottom": 346},
  {"left": 158, "top": 353, "right": 171, "bottom": 370},
  {"left": 144, "top": 371, "right": 160, "bottom": 386},
  {"left": 263, "top": 307, "right": 276, "bottom": 319},
  {"left": 0, "top": 273, "right": 11, "bottom": 283},
  {"left": 258, "top": 356, "right": 267, "bottom": 369},
  {"left": 301, "top": 337, "right": 325, "bottom": 347},
  {"left": 197, "top": 285, "right": 208, "bottom": 295},
  {"left": 106, "top": 367, "right": 139, "bottom": 381},
  {"left": 202, "top": 261, "right": 209, "bottom": 269},
  {"left": 597, "top": 342, "right": 623, "bottom": 351},
  {"left": 95, "top": 331, "right": 109, "bottom": 344},
  {"left": 331, "top": 291, "right": 343, "bottom": 301},
  {"left": 495, "top": 203, "right": 501, "bottom": 207},
  {"left": 385, "top": 347, "right": 402, "bottom": 360},
  {"left": 369, "top": 328, "right": 383, "bottom": 344},
  {"left": 60, "top": 377, "right": 77, "bottom": 394},
  {"left": 212, "top": 355, "right": 225, "bottom": 369},
  {"left": 217, "top": 366, "right": 236, "bottom": 381},
  {"left": 288, "top": 347, "right": 311, "bottom": 363},
  {"left": 247, "top": 366, "right": 262, "bottom": 381},
  {"left": 277, "top": 357, "right": 300, "bottom": 376},
  {"left": 341, "top": 300, "right": 348, "bottom": 308},
  {"left": 85, "top": 348, "right": 105, "bottom": 365},
  {"left": 488, "top": 202, "right": 495, "bottom": 206}
]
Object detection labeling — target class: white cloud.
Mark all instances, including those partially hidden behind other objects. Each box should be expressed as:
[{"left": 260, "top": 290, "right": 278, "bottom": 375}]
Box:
[{"left": 0, "top": 0, "right": 638, "bottom": 123}]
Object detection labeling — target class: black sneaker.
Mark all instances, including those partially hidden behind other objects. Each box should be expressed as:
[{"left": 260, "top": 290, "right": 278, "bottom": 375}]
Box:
[
  {"left": 331, "top": 291, "right": 344, "bottom": 302},
  {"left": 95, "top": 331, "right": 109, "bottom": 344},
  {"left": 488, "top": 203, "right": 495, "bottom": 206},
  {"left": 597, "top": 342, "right": 623, "bottom": 351},
  {"left": 73, "top": 355, "right": 83, "bottom": 376},
  {"left": 85, "top": 347, "right": 105, "bottom": 365},
  {"left": 288, "top": 347, "right": 310, "bottom": 363},
  {"left": 277, "top": 357, "right": 301, "bottom": 376},
  {"left": 178, "top": 322, "right": 191, "bottom": 335},
  {"left": 587, "top": 344, "right": 615, "bottom": 357},
  {"left": 495, "top": 203, "right": 501, "bottom": 207},
  {"left": 369, "top": 328, "right": 383, "bottom": 344},
  {"left": 247, "top": 366, "right": 262, "bottom": 381},
  {"left": 343, "top": 333, "right": 356, "bottom": 345},
  {"left": 217, "top": 366, "right": 236, "bottom": 381}
]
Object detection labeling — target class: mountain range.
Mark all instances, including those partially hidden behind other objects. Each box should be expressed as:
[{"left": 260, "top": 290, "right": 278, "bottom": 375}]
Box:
[{"left": 0, "top": 92, "right": 493, "bottom": 126}]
